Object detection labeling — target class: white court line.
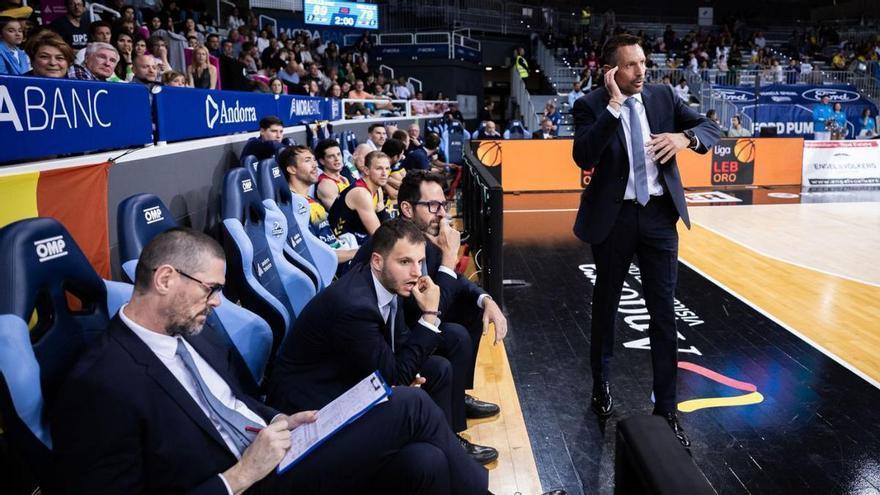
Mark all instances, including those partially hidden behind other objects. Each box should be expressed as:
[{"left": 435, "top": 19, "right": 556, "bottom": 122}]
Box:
[
  {"left": 679, "top": 257, "right": 880, "bottom": 391},
  {"left": 692, "top": 219, "right": 880, "bottom": 288}
]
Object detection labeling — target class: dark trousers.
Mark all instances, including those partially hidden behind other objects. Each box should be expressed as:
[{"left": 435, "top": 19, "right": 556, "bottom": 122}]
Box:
[
  {"left": 432, "top": 323, "right": 473, "bottom": 432},
  {"left": 443, "top": 304, "right": 484, "bottom": 390},
  {"left": 589, "top": 194, "right": 680, "bottom": 414},
  {"left": 257, "top": 387, "right": 487, "bottom": 494}
]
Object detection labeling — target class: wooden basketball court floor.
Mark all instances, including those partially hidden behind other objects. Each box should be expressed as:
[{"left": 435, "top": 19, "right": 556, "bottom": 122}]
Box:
[{"left": 469, "top": 187, "right": 880, "bottom": 494}]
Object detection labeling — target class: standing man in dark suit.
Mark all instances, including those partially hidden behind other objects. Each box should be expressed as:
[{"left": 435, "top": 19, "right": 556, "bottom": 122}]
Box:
[
  {"left": 51, "top": 227, "right": 488, "bottom": 494},
  {"left": 571, "top": 34, "right": 719, "bottom": 447},
  {"left": 269, "top": 219, "right": 499, "bottom": 465}
]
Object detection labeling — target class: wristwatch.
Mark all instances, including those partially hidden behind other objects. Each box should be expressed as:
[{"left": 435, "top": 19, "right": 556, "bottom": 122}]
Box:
[{"left": 683, "top": 129, "right": 698, "bottom": 149}]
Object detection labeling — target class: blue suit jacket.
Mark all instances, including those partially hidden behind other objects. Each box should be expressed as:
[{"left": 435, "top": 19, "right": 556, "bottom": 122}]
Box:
[
  {"left": 267, "top": 263, "right": 443, "bottom": 413},
  {"left": 571, "top": 84, "right": 720, "bottom": 244},
  {"left": 51, "top": 316, "right": 279, "bottom": 495}
]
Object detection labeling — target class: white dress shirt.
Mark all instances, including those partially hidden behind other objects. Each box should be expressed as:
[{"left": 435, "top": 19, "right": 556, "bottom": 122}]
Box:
[
  {"left": 606, "top": 94, "right": 665, "bottom": 199},
  {"left": 435, "top": 265, "right": 491, "bottom": 309},
  {"left": 119, "top": 305, "right": 267, "bottom": 458}
]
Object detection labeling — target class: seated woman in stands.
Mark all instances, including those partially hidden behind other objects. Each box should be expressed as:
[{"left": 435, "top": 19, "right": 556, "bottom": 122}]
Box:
[
  {"left": 186, "top": 44, "right": 217, "bottom": 89},
  {"left": 24, "top": 31, "right": 73, "bottom": 78}
]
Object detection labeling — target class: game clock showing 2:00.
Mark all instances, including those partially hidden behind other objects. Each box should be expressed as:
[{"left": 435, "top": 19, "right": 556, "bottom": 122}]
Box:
[{"left": 304, "top": 0, "right": 378, "bottom": 29}]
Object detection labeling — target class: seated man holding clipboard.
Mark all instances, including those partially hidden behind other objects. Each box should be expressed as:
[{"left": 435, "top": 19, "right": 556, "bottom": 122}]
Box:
[{"left": 52, "top": 228, "right": 488, "bottom": 495}]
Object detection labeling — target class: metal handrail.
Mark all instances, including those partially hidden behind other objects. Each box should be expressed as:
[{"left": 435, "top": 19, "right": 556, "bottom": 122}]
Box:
[
  {"left": 89, "top": 3, "right": 120, "bottom": 22},
  {"left": 379, "top": 64, "right": 395, "bottom": 80},
  {"left": 258, "top": 14, "right": 277, "bottom": 34},
  {"left": 408, "top": 77, "right": 423, "bottom": 93},
  {"left": 510, "top": 66, "right": 539, "bottom": 132}
]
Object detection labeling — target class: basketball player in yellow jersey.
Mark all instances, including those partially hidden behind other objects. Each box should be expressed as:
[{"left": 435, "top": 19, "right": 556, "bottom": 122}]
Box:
[{"left": 315, "top": 139, "right": 351, "bottom": 210}]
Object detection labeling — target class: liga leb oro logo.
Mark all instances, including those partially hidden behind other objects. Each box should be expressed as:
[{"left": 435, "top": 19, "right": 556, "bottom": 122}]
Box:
[{"left": 711, "top": 138, "right": 756, "bottom": 185}]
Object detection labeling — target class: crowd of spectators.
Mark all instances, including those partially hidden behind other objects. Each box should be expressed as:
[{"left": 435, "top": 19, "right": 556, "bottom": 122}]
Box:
[{"left": 0, "top": 0, "right": 442, "bottom": 117}]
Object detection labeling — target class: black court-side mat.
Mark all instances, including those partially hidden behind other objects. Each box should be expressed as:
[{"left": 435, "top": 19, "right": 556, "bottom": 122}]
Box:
[{"left": 502, "top": 240, "right": 880, "bottom": 495}]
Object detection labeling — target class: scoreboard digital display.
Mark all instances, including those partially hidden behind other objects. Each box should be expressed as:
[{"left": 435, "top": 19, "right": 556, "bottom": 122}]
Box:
[{"left": 304, "top": 0, "right": 378, "bottom": 30}]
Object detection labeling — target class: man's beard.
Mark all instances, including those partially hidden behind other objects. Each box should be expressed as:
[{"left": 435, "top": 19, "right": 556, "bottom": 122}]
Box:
[{"left": 165, "top": 306, "right": 212, "bottom": 337}]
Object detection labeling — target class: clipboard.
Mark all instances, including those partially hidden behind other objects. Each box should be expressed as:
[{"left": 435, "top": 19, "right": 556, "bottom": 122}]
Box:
[{"left": 276, "top": 370, "right": 393, "bottom": 474}]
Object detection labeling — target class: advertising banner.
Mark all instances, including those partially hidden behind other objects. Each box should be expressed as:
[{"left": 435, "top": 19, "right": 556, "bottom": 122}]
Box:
[
  {"left": 154, "top": 86, "right": 277, "bottom": 142},
  {"left": 802, "top": 140, "right": 880, "bottom": 187},
  {"left": 710, "top": 84, "right": 878, "bottom": 138},
  {"left": 676, "top": 138, "right": 804, "bottom": 187},
  {"left": 0, "top": 76, "right": 153, "bottom": 163},
  {"left": 275, "top": 94, "right": 327, "bottom": 127}
]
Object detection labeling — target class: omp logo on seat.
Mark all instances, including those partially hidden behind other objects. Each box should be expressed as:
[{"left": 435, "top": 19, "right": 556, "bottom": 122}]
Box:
[
  {"left": 34, "top": 235, "right": 68, "bottom": 262},
  {"left": 242, "top": 178, "right": 254, "bottom": 192},
  {"left": 143, "top": 205, "right": 164, "bottom": 224},
  {"left": 272, "top": 166, "right": 281, "bottom": 178},
  {"left": 205, "top": 95, "right": 219, "bottom": 129}
]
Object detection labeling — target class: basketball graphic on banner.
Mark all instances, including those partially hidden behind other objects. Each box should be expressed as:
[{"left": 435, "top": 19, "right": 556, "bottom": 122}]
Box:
[
  {"left": 476, "top": 141, "right": 502, "bottom": 167},
  {"left": 734, "top": 139, "right": 757, "bottom": 163}
]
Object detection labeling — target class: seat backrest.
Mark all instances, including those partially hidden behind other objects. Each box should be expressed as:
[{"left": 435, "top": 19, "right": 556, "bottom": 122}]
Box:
[
  {"left": 222, "top": 168, "right": 320, "bottom": 346},
  {"left": 341, "top": 130, "right": 358, "bottom": 154},
  {"left": 504, "top": 120, "right": 529, "bottom": 139},
  {"left": 252, "top": 160, "right": 322, "bottom": 292},
  {"left": 0, "top": 218, "right": 132, "bottom": 487},
  {"left": 445, "top": 120, "right": 467, "bottom": 164},
  {"left": 115, "top": 194, "right": 273, "bottom": 387},
  {"left": 255, "top": 159, "right": 337, "bottom": 288},
  {"left": 240, "top": 154, "right": 258, "bottom": 171}
]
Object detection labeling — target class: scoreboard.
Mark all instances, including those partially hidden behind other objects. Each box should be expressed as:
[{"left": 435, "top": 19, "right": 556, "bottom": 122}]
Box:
[{"left": 304, "top": 0, "right": 378, "bottom": 29}]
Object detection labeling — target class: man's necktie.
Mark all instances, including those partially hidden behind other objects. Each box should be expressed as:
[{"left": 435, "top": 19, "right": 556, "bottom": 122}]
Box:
[
  {"left": 386, "top": 296, "right": 399, "bottom": 351},
  {"left": 175, "top": 339, "right": 262, "bottom": 453},
  {"left": 625, "top": 97, "right": 650, "bottom": 206}
]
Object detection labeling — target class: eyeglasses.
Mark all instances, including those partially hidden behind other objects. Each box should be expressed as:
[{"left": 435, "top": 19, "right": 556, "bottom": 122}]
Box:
[
  {"left": 413, "top": 200, "right": 450, "bottom": 214},
  {"left": 155, "top": 266, "right": 224, "bottom": 301}
]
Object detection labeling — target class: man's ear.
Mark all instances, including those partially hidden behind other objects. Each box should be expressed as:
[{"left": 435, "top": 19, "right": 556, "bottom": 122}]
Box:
[
  {"left": 399, "top": 200, "right": 414, "bottom": 219},
  {"left": 370, "top": 252, "right": 383, "bottom": 272}
]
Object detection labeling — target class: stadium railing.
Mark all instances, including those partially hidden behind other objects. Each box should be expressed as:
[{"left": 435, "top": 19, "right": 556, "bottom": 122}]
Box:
[
  {"left": 510, "top": 67, "right": 539, "bottom": 133},
  {"left": 461, "top": 143, "right": 503, "bottom": 307}
]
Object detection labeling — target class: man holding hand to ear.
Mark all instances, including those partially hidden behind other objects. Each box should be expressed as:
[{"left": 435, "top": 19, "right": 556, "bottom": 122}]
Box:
[{"left": 571, "top": 34, "right": 719, "bottom": 447}]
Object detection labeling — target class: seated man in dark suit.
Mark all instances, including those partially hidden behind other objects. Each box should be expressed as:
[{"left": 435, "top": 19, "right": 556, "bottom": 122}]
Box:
[
  {"left": 51, "top": 227, "right": 488, "bottom": 494},
  {"left": 240, "top": 115, "right": 286, "bottom": 160},
  {"left": 350, "top": 170, "right": 508, "bottom": 420},
  {"left": 532, "top": 118, "right": 555, "bottom": 139},
  {"left": 268, "top": 219, "right": 498, "bottom": 465}
]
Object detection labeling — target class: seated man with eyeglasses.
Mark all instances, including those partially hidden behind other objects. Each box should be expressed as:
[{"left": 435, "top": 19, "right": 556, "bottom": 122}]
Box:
[
  {"left": 52, "top": 227, "right": 489, "bottom": 494},
  {"left": 349, "top": 171, "right": 509, "bottom": 446}
]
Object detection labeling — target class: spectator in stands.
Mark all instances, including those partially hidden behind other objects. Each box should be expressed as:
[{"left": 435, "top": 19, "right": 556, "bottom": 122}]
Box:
[
  {"left": 205, "top": 33, "right": 220, "bottom": 57},
  {"left": 673, "top": 77, "right": 690, "bottom": 102},
  {"left": 404, "top": 132, "right": 441, "bottom": 172},
  {"left": 328, "top": 150, "right": 391, "bottom": 246},
  {"left": 444, "top": 103, "right": 464, "bottom": 123},
  {"left": 268, "top": 216, "right": 500, "bottom": 467},
  {"left": 133, "top": 35, "right": 148, "bottom": 58},
  {"left": 364, "top": 123, "right": 387, "bottom": 151},
  {"left": 351, "top": 143, "right": 373, "bottom": 173},
  {"left": 186, "top": 44, "right": 216, "bottom": 89},
  {"left": 327, "top": 82, "right": 342, "bottom": 99},
  {"left": 147, "top": 35, "right": 171, "bottom": 75},
  {"left": 280, "top": 146, "right": 359, "bottom": 261},
  {"left": 269, "top": 77, "right": 285, "bottom": 95},
  {"left": 24, "top": 31, "right": 73, "bottom": 78},
  {"left": 74, "top": 20, "right": 111, "bottom": 65},
  {"left": 226, "top": 6, "right": 244, "bottom": 31},
  {"left": 857, "top": 108, "right": 877, "bottom": 138},
  {"left": 315, "top": 138, "right": 351, "bottom": 210},
  {"left": 533, "top": 118, "right": 555, "bottom": 139},
  {"left": 392, "top": 76, "right": 411, "bottom": 100},
  {"left": 130, "top": 53, "right": 160, "bottom": 87},
  {"left": 305, "top": 79, "right": 321, "bottom": 97},
  {"left": 52, "top": 227, "right": 485, "bottom": 494},
  {"left": 50, "top": 0, "right": 90, "bottom": 50},
  {"left": 0, "top": 17, "right": 29, "bottom": 75},
  {"left": 831, "top": 102, "right": 848, "bottom": 140},
  {"left": 543, "top": 100, "right": 561, "bottom": 135},
  {"left": 162, "top": 69, "right": 185, "bottom": 86},
  {"left": 113, "top": 31, "right": 133, "bottom": 80},
  {"left": 240, "top": 115, "right": 286, "bottom": 160},
  {"left": 705, "top": 109, "right": 721, "bottom": 128},
  {"left": 478, "top": 121, "right": 501, "bottom": 139},
  {"left": 727, "top": 114, "right": 752, "bottom": 137},
  {"left": 568, "top": 81, "right": 586, "bottom": 108},
  {"left": 182, "top": 17, "right": 204, "bottom": 45},
  {"left": 407, "top": 122, "right": 422, "bottom": 151},
  {"left": 813, "top": 95, "right": 833, "bottom": 140},
  {"left": 78, "top": 42, "right": 121, "bottom": 81}
]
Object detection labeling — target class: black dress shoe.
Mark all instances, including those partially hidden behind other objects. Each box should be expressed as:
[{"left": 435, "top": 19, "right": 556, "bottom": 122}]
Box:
[
  {"left": 458, "top": 434, "right": 498, "bottom": 465},
  {"left": 465, "top": 394, "right": 500, "bottom": 419},
  {"left": 590, "top": 381, "right": 613, "bottom": 417},
  {"left": 654, "top": 411, "right": 691, "bottom": 448}
]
